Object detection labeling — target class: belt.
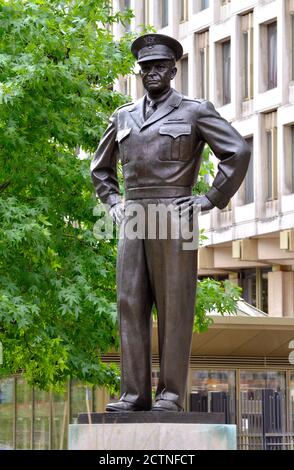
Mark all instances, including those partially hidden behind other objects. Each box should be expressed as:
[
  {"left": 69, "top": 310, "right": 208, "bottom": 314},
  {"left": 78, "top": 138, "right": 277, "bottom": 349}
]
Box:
[{"left": 125, "top": 186, "right": 192, "bottom": 200}]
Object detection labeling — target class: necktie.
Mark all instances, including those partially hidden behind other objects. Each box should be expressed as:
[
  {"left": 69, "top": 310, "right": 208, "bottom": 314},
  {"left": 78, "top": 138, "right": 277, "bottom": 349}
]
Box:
[{"left": 145, "top": 100, "right": 157, "bottom": 120}]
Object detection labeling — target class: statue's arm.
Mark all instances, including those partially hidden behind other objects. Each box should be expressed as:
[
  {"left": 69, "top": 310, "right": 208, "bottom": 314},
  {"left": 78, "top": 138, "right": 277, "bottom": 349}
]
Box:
[
  {"left": 196, "top": 100, "right": 251, "bottom": 210},
  {"left": 90, "top": 112, "right": 122, "bottom": 208}
]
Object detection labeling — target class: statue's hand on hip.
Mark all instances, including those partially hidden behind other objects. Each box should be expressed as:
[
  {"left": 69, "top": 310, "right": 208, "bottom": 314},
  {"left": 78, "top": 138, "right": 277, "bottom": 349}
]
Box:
[
  {"left": 109, "top": 202, "right": 125, "bottom": 226},
  {"left": 173, "top": 195, "right": 214, "bottom": 219}
]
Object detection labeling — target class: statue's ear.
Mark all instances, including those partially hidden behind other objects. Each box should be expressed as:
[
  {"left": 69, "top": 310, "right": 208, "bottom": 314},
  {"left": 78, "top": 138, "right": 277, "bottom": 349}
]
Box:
[{"left": 170, "top": 67, "right": 177, "bottom": 80}]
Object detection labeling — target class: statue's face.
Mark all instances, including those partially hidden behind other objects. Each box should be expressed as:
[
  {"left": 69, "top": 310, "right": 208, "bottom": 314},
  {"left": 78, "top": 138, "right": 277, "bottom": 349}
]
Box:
[{"left": 139, "top": 59, "right": 177, "bottom": 95}]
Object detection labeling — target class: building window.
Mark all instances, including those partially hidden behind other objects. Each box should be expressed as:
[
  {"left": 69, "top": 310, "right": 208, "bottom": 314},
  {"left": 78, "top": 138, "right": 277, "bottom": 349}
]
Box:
[
  {"left": 292, "top": 126, "right": 294, "bottom": 193},
  {"left": 267, "top": 21, "right": 277, "bottom": 90},
  {"left": 180, "top": 0, "right": 189, "bottom": 22},
  {"left": 243, "top": 136, "right": 254, "bottom": 204},
  {"left": 292, "top": 14, "right": 294, "bottom": 80},
  {"left": 181, "top": 56, "right": 189, "bottom": 96},
  {"left": 121, "top": 0, "right": 131, "bottom": 32},
  {"left": 197, "top": 30, "right": 210, "bottom": 100},
  {"left": 34, "top": 389, "right": 50, "bottom": 450},
  {"left": 265, "top": 111, "right": 278, "bottom": 201},
  {"left": 290, "top": 373, "right": 294, "bottom": 434},
  {"left": 161, "top": 0, "right": 169, "bottom": 28},
  {"left": 122, "top": 76, "right": 131, "bottom": 96},
  {"left": 221, "top": 0, "right": 231, "bottom": 4},
  {"left": 240, "top": 268, "right": 269, "bottom": 312},
  {"left": 284, "top": 125, "right": 294, "bottom": 194},
  {"left": 143, "top": 0, "right": 150, "bottom": 26},
  {"left": 190, "top": 370, "right": 236, "bottom": 424},
  {"left": 241, "top": 12, "right": 254, "bottom": 100},
  {"left": 201, "top": 0, "right": 209, "bottom": 10},
  {"left": 239, "top": 371, "right": 286, "bottom": 445},
  {"left": 222, "top": 39, "right": 231, "bottom": 105},
  {"left": 0, "top": 378, "right": 14, "bottom": 450},
  {"left": 16, "top": 378, "right": 32, "bottom": 449}
]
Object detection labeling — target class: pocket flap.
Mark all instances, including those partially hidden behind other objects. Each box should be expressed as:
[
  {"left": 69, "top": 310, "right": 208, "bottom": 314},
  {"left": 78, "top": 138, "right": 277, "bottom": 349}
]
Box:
[
  {"left": 159, "top": 124, "right": 191, "bottom": 139},
  {"left": 116, "top": 128, "right": 132, "bottom": 143}
]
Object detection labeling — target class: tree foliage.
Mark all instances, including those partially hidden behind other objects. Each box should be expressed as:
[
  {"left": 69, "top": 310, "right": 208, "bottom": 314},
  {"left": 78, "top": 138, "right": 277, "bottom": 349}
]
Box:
[
  {"left": 195, "top": 278, "right": 242, "bottom": 333},
  {"left": 0, "top": 0, "right": 241, "bottom": 392},
  {"left": 0, "top": 0, "right": 135, "bottom": 391}
]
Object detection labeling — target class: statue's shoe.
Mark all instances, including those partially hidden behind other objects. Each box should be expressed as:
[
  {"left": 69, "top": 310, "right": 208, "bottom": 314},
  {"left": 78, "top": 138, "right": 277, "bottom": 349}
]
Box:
[
  {"left": 105, "top": 400, "right": 147, "bottom": 412},
  {"left": 151, "top": 399, "right": 183, "bottom": 412}
]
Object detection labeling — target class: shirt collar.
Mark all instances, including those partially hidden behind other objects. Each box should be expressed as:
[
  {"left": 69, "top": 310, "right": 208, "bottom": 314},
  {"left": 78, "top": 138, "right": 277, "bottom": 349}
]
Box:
[{"left": 146, "top": 87, "right": 173, "bottom": 107}]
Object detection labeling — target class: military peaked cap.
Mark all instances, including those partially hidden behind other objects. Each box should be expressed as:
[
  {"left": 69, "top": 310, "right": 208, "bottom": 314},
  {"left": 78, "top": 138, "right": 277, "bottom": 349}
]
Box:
[{"left": 131, "top": 33, "right": 183, "bottom": 64}]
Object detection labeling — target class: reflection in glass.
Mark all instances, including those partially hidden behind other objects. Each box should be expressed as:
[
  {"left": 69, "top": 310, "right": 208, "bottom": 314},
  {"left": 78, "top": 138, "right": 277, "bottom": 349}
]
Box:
[
  {"left": 201, "top": 0, "right": 209, "bottom": 11},
  {"left": 190, "top": 370, "right": 236, "bottom": 423},
  {"left": 267, "top": 22, "right": 277, "bottom": 90},
  {"left": 52, "top": 389, "right": 68, "bottom": 450},
  {"left": 244, "top": 137, "right": 254, "bottom": 204},
  {"left": 16, "top": 378, "right": 32, "bottom": 449},
  {"left": 33, "top": 389, "right": 50, "bottom": 449},
  {"left": 70, "top": 381, "right": 92, "bottom": 424},
  {"left": 222, "top": 40, "right": 231, "bottom": 105},
  {"left": 239, "top": 371, "right": 286, "bottom": 449},
  {"left": 290, "top": 373, "right": 294, "bottom": 433},
  {"left": 0, "top": 378, "right": 14, "bottom": 449},
  {"left": 181, "top": 57, "right": 189, "bottom": 96}
]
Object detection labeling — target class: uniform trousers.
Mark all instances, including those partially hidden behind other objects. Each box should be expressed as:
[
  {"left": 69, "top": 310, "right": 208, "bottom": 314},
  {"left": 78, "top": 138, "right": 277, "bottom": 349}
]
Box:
[{"left": 117, "top": 198, "right": 198, "bottom": 410}]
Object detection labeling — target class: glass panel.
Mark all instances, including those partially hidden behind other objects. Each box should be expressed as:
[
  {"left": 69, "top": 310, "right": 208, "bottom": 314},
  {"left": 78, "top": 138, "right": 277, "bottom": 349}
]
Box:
[
  {"left": 267, "top": 130, "right": 273, "bottom": 200},
  {"left": 240, "top": 268, "right": 256, "bottom": 307},
  {"left": 201, "top": 0, "right": 209, "bottom": 10},
  {"left": 260, "top": 268, "right": 269, "bottom": 313},
  {"left": 244, "top": 137, "right": 254, "bottom": 204},
  {"left": 180, "top": 0, "right": 185, "bottom": 21},
  {"left": 162, "top": 0, "right": 169, "bottom": 27},
  {"left": 200, "top": 49, "right": 205, "bottom": 99},
  {"left": 190, "top": 370, "right": 236, "bottom": 423},
  {"left": 124, "top": 0, "right": 131, "bottom": 32},
  {"left": 152, "top": 369, "right": 160, "bottom": 400},
  {"left": 52, "top": 389, "right": 68, "bottom": 450},
  {"left": 222, "top": 40, "right": 231, "bottom": 105},
  {"left": 0, "top": 378, "right": 14, "bottom": 449},
  {"left": 292, "top": 15, "right": 294, "bottom": 80},
  {"left": 181, "top": 56, "right": 189, "bottom": 96},
  {"left": 292, "top": 126, "right": 294, "bottom": 194},
  {"left": 239, "top": 371, "right": 286, "bottom": 450},
  {"left": 290, "top": 372, "right": 294, "bottom": 433},
  {"left": 70, "top": 381, "right": 92, "bottom": 424},
  {"left": 267, "top": 22, "right": 277, "bottom": 90},
  {"left": 16, "top": 378, "right": 32, "bottom": 449},
  {"left": 243, "top": 31, "right": 249, "bottom": 99},
  {"left": 33, "top": 389, "right": 50, "bottom": 450}
]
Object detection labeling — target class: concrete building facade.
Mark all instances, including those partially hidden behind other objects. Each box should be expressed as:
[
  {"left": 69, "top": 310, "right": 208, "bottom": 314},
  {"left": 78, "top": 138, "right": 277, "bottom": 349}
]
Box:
[
  {"left": 113, "top": 0, "right": 294, "bottom": 318},
  {"left": 1, "top": 1, "right": 294, "bottom": 452}
]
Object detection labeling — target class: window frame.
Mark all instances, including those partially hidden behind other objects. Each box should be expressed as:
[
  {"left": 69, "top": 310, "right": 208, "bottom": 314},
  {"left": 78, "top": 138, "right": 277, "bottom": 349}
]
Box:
[
  {"left": 221, "top": 39, "right": 231, "bottom": 105},
  {"left": 267, "top": 21, "right": 278, "bottom": 90}
]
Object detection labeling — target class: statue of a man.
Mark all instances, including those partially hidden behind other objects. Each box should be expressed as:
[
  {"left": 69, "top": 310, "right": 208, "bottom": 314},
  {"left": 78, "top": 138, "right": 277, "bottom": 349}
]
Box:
[{"left": 91, "top": 34, "right": 250, "bottom": 412}]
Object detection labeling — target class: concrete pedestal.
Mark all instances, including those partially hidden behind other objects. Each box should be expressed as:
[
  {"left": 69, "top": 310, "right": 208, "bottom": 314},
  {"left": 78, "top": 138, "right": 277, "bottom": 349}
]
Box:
[{"left": 68, "top": 413, "right": 237, "bottom": 450}]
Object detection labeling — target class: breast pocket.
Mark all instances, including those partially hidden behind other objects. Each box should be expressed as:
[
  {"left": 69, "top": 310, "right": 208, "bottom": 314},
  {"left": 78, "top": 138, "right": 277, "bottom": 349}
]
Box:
[
  {"left": 116, "top": 128, "right": 132, "bottom": 164},
  {"left": 159, "top": 124, "right": 192, "bottom": 162}
]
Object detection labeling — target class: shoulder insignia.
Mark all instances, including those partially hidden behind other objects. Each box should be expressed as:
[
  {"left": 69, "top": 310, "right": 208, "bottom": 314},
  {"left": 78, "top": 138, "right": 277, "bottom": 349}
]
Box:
[
  {"left": 182, "top": 96, "right": 206, "bottom": 104},
  {"left": 116, "top": 101, "right": 134, "bottom": 112}
]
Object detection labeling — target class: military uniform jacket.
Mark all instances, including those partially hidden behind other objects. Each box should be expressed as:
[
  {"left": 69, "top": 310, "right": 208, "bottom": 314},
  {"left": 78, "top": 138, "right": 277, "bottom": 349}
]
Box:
[{"left": 91, "top": 89, "right": 251, "bottom": 209}]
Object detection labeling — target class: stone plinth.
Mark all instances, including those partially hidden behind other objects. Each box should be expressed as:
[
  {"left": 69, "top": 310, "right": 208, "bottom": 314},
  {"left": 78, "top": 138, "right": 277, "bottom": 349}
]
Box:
[{"left": 68, "top": 412, "right": 236, "bottom": 450}]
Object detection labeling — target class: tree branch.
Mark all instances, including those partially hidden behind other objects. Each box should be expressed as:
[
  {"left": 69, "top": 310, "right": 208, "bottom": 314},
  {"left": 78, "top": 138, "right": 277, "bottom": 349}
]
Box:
[{"left": 0, "top": 182, "right": 11, "bottom": 193}]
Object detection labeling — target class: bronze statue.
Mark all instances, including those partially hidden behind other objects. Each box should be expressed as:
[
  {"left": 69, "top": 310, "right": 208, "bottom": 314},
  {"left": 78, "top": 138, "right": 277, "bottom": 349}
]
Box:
[{"left": 91, "top": 34, "right": 251, "bottom": 412}]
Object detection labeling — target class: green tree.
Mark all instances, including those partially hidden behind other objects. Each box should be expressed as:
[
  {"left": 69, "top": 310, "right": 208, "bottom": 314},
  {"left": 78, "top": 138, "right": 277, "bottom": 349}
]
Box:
[
  {"left": 0, "top": 0, "right": 135, "bottom": 392},
  {"left": 0, "top": 0, "right": 241, "bottom": 392}
]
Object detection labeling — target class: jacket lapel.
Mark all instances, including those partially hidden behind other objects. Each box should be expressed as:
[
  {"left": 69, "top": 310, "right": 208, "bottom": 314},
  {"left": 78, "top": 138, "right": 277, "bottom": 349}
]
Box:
[
  {"left": 140, "top": 89, "right": 183, "bottom": 131},
  {"left": 128, "top": 90, "right": 183, "bottom": 131},
  {"left": 129, "top": 96, "right": 145, "bottom": 129}
]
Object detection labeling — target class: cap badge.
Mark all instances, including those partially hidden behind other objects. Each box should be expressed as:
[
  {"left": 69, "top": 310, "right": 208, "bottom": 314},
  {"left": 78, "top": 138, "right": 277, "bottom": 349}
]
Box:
[{"left": 144, "top": 36, "right": 156, "bottom": 48}]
